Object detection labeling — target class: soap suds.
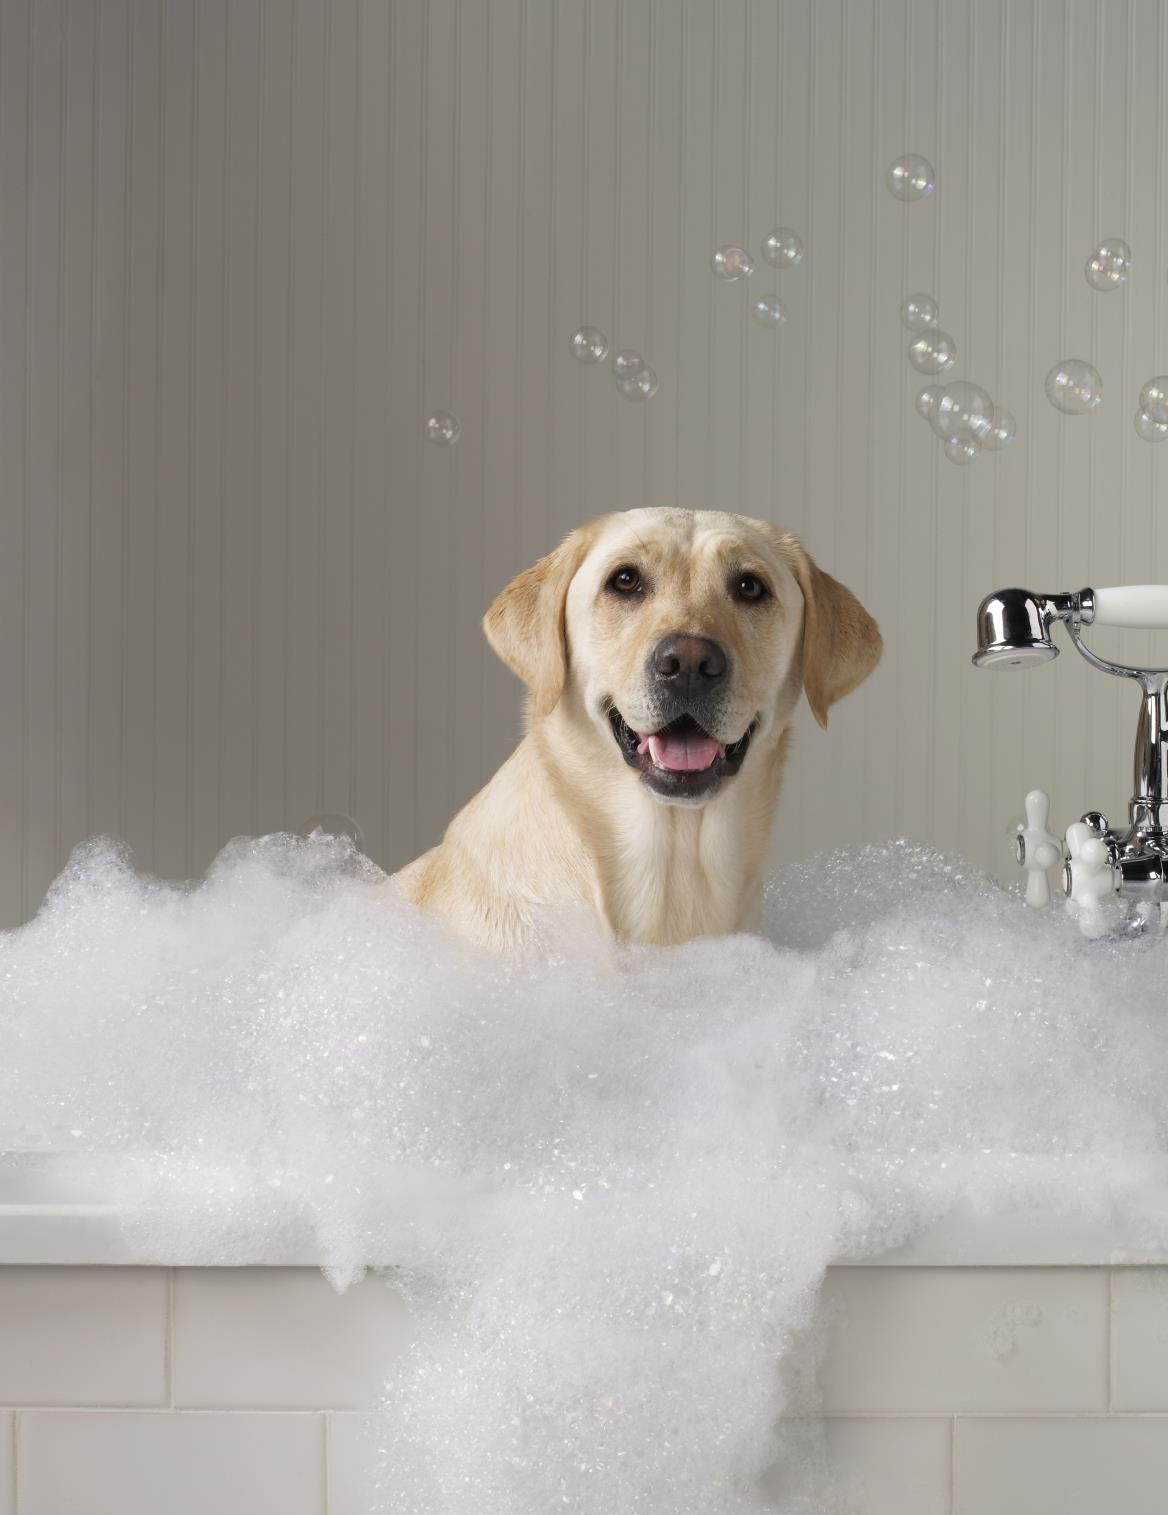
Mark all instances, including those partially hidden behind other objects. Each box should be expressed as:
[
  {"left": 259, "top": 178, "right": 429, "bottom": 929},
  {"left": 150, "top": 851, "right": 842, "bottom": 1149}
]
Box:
[{"left": 3, "top": 832, "right": 1167, "bottom": 1512}]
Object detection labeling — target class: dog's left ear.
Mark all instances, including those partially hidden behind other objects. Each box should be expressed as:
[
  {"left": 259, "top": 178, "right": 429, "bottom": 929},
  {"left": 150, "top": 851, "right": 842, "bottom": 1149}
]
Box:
[
  {"left": 776, "top": 532, "right": 883, "bottom": 728},
  {"left": 483, "top": 521, "right": 601, "bottom": 718}
]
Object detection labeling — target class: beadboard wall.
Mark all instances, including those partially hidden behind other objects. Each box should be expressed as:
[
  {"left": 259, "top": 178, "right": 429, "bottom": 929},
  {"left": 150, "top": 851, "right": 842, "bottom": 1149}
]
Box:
[{"left": 4, "top": 0, "right": 1168, "bottom": 925}]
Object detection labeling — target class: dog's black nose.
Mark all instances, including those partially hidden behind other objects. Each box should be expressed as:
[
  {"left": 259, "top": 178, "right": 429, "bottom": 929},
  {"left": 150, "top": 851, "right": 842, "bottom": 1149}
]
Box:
[{"left": 650, "top": 634, "right": 728, "bottom": 695}]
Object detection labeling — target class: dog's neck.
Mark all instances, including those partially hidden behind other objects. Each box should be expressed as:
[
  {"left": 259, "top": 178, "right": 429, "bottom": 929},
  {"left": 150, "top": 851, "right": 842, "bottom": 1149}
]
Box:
[{"left": 531, "top": 694, "right": 795, "bottom": 945}]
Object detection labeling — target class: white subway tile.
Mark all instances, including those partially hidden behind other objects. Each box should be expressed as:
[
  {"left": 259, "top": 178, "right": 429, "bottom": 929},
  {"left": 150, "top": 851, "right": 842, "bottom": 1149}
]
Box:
[
  {"left": 821, "top": 1267, "right": 1107, "bottom": 1413},
  {"left": 19, "top": 1410, "right": 323, "bottom": 1515},
  {"left": 1111, "top": 1268, "right": 1168, "bottom": 1410},
  {"left": 0, "top": 1413, "right": 12, "bottom": 1515},
  {"left": 826, "top": 1417, "right": 950, "bottom": 1515},
  {"left": 955, "top": 1416, "right": 1168, "bottom": 1515},
  {"left": 173, "top": 1267, "right": 414, "bottom": 1409},
  {"left": 0, "top": 1266, "right": 166, "bottom": 1406}
]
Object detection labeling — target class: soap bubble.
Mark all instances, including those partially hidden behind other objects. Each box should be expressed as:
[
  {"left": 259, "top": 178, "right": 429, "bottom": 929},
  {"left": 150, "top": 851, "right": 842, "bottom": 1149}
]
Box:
[
  {"left": 907, "top": 329, "right": 957, "bottom": 374},
  {"left": 762, "top": 228, "right": 804, "bottom": 269},
  {"left": 570, "top": 326, "right": 609, "bottom": 364},
  {"left": 901, "top": 293, "right": 939, "bottom": 331},
  {"left": 1045, "top": 359, "right": 1103, "bottom": 415},
  {"left": 915, "top": 383, "right": 946, "bottom": 421},
  {"left": 711, "top": 246, "right": 754, "bottom": 281},
  {"left": 943, "top": 433, "right": 980, "bottom": 466},
  {"left": 425, "top": 411, "right": 461, "bottom": 446},
  {"left": 886, "top": 153, "right": 936, "bottom": 201},
  {"left": 1135, "top": 408, "right": 1168, "bottom": 442},
  {"left": 616, "top": 363, "right": 658, "bottom": 401},
  {"left": 931, "top": 380, "right": 995, "bottom": 441},
  {"left": 749, "top": 294, "right": 787, "bottom": 329},
  {"left": 613, "top": 349, "right": 645, "bottom": 382},
  {"left": 981, "top": 406, "right": 1017, "bottom": 450},
  {"left": 1084, "top": 238, "right": 1132, "bottom": 292},
  {"left": 303, "top": 813, "right": 367, "bottom": 852},
  {"left": 1139, "top": 376, "right": 1168, "bottom": 424}
]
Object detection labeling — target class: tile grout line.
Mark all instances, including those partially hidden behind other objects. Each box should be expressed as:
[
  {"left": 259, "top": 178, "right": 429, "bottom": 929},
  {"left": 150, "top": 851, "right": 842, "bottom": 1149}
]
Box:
[
  {"left": 821, "top": 1409, "right": 1168, "bottom": 1420},
  {"left": 5, "top": 1407, "right": 328, "bottom": 1417},
  {"left": 1106, "top": 1266, "right": 1113, "bottom": 1413},
  {"left": 948, "top": 1413, "right": 956, "bottom": 1515},
  {"left": 11, "top": 1411, "right": 18, "bottom": 1515},
  {"left": 321, "top": 1413, "right": 330, "bottom": 1515},
  {"left": 165, "top": 1266, "right": 175, "bottom": 1409}
]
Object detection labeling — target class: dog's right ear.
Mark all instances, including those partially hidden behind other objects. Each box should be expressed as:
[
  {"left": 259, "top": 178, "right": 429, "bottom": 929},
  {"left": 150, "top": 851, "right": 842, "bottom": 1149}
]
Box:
[{"left": 483, "top": 522, "right": 601, "bottom": 718}]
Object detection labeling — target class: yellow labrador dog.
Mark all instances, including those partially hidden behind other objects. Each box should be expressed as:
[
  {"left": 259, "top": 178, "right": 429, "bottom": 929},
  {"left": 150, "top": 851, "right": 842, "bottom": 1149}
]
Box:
[{"left": 394, "top": 507, "right": 880, "bottom": 952}]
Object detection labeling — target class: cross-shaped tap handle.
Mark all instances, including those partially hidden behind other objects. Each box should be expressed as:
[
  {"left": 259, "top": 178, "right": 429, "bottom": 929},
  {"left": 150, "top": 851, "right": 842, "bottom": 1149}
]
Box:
[
  {"left": 1064, "top": 819, "right": 1118, "bottom": 937},
  {"left": 1014, "top": 789, "right": 1062, "bottom": 907}
]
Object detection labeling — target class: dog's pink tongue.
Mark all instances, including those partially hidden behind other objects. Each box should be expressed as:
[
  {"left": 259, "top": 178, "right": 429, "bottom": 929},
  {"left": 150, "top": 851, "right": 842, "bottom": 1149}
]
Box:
[{"left": 642, "top": 729, "right": 723, "bottom": 772}]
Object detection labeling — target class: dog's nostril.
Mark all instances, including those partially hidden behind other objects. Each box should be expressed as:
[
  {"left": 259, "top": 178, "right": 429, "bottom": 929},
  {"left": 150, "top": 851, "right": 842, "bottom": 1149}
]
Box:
[{"left": 650, "top": 634, "right": 729, "bottom": 688}]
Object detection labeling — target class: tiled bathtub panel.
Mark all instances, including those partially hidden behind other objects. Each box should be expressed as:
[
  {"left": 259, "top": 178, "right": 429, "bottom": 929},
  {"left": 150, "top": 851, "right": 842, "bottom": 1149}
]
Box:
[
  {"left": 1110, "top": 1268, "right": 1168, "bottom": 1410},
  {"left": 824, "top": 1417, "right": 952, "bottom": 1515},
  {"left": 173, "top": 1267, "right": 414, "bottom": 1409},
  {"left": 0, "top": 1267, "right": 166, "bottom": 1406},
  {"left": 17, "top": 1409, "right": 324, "bottom": 1515},
  {"left": 820, "top": 1267, "right": 1109, "bottom": 1413},
  {"left": 954, "top": 1416, "right": 1168, "bottom": 1515}
]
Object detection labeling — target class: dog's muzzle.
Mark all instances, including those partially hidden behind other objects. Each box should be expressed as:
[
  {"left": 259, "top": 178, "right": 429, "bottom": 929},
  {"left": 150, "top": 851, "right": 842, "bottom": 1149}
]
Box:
[{"left": 607, "top": 704, "right": 756, "bottom": 802}]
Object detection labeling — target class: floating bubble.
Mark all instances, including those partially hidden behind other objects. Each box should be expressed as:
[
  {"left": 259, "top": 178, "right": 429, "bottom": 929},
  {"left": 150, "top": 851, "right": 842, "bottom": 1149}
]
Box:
[
  {"left": 931, "top": 381, "right": 995, "bottom": 441},
  {"left": 616, "top": 364, "right": 658, "bottom": 401},
  {"left": 886, "top": 154, "right": 936, "bottom": 201},
  {"left": 981, "top": 406, "right": 1017, "bottom": 450},
  {"left": 915, "top": 383, "right": 946, "bottom": 421},
  {"left": 1135, "top": 408, "right": 1168, "bottom": 442},
  {"left": 1139, "top": 376, "right": 1168, "bottom": 425},
  {"left": 570, "top": 326, "right": 609, "bottom": 364},
  {"left": 762, "top": 228, "right": 804, "bottom": 269},
  {"left": 1084, "top": 237, "right": 1132, "bottom": 292},
  {"left": 907, "top": 329, "right": 957, "bottom": 374},
  {"left": 425, "top": 411, "right": 461, "bottom": 446},
  {"left": 901, "top": 293, "right": 939, "bottom": 331},
  {"left": 303, "top": 813, "right": 367, "bottom": 852},
  {"left": 1044, "top": 359, "right": 1103, "bottom": 415},
  {"left": 943, "top": 433, "right": 980, "bottom": 466},
  {"left": 749, "top": 294, "right": 787, "bottom": 329},
  {"left": 711, "top": 246, "right": 754, "bottom": 281},
  {"left": 613, "top": 349, "right": 645, "bottom": 382}
]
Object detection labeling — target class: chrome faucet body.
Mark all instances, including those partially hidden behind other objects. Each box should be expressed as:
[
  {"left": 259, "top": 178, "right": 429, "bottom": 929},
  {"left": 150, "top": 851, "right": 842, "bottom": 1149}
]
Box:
[{"left": 972, "top": 584, "right": 1168, "bottom": 934}]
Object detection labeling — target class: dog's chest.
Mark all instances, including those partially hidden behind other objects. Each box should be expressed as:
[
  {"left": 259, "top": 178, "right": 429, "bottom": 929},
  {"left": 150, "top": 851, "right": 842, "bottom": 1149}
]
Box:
[{"left": 602, "top": 803, "right": 754, "bottom": 945}]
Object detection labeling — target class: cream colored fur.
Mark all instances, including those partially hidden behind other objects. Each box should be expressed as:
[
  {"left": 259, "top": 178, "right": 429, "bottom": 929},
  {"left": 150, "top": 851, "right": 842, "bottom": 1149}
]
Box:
[{"left": 393, "top": 508, "right": 881, "bottom": 952}]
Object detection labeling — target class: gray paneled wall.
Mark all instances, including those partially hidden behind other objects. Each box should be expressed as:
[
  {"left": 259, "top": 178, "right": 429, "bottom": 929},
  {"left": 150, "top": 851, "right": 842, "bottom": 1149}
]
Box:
[{"left": 3, "top": 0, "right": 1168, "bottom": 926}]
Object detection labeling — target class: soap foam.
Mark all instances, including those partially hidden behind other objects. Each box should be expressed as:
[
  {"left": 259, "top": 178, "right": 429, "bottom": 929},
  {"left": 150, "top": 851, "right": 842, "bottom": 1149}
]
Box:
[{"left": 3, "top": 832, "right": 1168, "bottom": 1512}]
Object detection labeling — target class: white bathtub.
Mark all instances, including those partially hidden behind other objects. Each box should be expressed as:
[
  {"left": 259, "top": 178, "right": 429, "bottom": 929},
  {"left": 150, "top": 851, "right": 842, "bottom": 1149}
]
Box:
[{"left": 3, "top": 1152, "right": 1168, "bottom": 1515}]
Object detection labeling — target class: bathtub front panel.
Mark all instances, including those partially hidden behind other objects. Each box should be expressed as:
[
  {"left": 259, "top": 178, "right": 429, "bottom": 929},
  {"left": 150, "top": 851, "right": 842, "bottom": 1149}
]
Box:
[{"left": 0, "top": 1263, "right": 1165, "bottom": 1513}]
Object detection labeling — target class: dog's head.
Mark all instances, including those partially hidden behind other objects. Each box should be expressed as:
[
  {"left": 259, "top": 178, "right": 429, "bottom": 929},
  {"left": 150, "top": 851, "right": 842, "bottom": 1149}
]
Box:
[{"left": 484, "top": 507, "right": 882, "bottom": 805}]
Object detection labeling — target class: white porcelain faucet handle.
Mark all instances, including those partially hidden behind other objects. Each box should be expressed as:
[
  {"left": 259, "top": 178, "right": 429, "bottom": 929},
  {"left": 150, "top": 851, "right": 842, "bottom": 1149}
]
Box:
[
  {"left": 1092, "top": 585, "right": 1168, "bottom": 629},
  {"left": 1064, "top": 820, "right": 1118, "bottom": 937},
  {"left": 1015, "top": 789, "right": 1061, "bottom": 907}
]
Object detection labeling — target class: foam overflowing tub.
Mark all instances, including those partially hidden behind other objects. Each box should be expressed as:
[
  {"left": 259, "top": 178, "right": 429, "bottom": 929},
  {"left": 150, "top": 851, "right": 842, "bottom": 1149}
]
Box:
[{"left": 5, "top": 832, "right": 1168, "bottom": 1513}]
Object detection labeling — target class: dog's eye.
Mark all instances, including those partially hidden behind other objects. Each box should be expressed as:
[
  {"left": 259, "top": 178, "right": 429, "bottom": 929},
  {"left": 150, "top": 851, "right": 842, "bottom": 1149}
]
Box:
[
  {"left": 607, "top": 565, "right": 643, "bottom": 595},
  {"left": 733, "top": 573, "right": 770, "bottom": 603}
]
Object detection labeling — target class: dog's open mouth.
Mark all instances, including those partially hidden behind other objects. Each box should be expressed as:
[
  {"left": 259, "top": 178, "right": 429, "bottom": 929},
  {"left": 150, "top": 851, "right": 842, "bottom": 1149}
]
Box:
[{"left": 607, "top": 706, "right": 755, "bottom": 800}]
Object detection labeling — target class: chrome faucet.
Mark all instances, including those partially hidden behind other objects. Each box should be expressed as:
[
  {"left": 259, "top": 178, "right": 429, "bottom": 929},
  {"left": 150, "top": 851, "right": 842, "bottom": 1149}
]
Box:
[{"left": 973, "top": 584, "right": 1168, "bottom": 936}]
